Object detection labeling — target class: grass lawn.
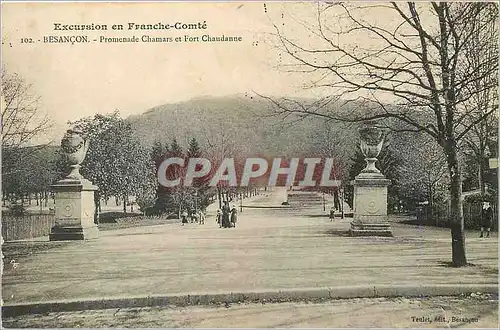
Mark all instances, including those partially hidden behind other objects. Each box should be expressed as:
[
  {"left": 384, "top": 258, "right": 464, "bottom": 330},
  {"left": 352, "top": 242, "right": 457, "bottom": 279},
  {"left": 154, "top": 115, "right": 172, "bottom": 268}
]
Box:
[{"left": 98, "top": 216, "right": 178, "bottom": 231}]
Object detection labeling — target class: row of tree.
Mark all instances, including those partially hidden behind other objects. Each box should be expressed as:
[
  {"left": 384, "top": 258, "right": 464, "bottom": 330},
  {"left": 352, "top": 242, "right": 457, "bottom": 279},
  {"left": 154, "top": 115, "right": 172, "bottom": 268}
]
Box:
[
  {"left": 1, "top": 106, "right": 260, "bottom": 218},
  {"left": 2, "top": 108, "right": 495, "bottom": 220},
  {"left": 2, "top": 67, "right": 56, "bottom": 213},
  {"left": 148, "top": 137, "right": 212, "bottom": 217}
]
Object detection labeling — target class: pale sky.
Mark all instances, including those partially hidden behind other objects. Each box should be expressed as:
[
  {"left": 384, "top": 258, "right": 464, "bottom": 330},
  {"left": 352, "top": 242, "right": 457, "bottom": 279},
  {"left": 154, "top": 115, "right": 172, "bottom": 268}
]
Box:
[{"left": 2, "top": 2, "right": 330, "bottom": 142}]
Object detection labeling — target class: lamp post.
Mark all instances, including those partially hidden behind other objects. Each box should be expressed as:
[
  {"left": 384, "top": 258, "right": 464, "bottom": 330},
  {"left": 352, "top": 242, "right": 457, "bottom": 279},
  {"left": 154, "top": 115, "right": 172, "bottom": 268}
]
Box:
[
  {"left": 323, "top": 192, "right": 326, "bottom": 211},
  {"left": 340, "top": 187, "right": 345, "bottom": 219},
  {"left": 240, "top": 193, "right": 243, "bottom": 213},
  {"left": 217, "top": 185, "right": 222, "bottom": 209},
  {"left": 194, "top": 190, "right": 198, "bottom": 214}
]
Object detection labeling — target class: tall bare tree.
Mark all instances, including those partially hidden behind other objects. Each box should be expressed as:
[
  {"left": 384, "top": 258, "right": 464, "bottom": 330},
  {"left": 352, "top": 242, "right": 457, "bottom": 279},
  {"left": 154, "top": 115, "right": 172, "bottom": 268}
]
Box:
[
  {"left": 457, "top": 4, "right": 499, "bottom": 194},
  {"left": 264, "top": 2, "right": 498, "bottom": 266},
  {"left": 1, "top": 68, "right": 52, "bottom": 198},
  {"left": 1, "top": 68, "right": 51, "bottom": 150}
]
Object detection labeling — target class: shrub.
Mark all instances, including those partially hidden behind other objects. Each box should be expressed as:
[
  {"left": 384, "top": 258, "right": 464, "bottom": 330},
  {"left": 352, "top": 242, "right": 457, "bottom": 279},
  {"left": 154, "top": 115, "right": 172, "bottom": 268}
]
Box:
[
  {"left": 136, "top": 195, "right": 156, "bottom": 214},
  {"left": 6, "top": 194, "right": 27, "bottom": 216},
  {"left": 464, "top": 193, "right": 496, "bottom": 204}
]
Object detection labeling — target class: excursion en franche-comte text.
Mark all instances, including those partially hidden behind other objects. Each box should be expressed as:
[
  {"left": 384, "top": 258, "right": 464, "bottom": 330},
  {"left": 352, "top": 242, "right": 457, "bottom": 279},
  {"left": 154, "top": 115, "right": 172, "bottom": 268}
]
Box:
[{"left": 34, "top": 21, "right": 244, "bottom": 44}]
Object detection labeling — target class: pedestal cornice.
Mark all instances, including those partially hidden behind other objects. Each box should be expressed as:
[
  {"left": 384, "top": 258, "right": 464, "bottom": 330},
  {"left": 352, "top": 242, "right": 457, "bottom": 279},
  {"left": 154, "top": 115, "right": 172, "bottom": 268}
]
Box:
[{"left": 51, "top": 178, "right": 98, "bottom": 191}]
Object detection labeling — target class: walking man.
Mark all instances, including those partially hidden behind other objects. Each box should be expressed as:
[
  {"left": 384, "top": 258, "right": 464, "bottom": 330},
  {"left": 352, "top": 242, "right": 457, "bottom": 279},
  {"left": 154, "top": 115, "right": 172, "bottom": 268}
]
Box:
[
  {"left": 480, "top": 202, "right": 493, "bottom": 238},
  {"left": 181, "top": 210, "right": 188, "bottom": 226},
  {"left": 222, "top": 201, "right": 231, "bottom": 228},
  {"left": 230, "top": 205, "right": 238, "bottom": 228},
  {"left": 198, "top": 210, "right": 205, "bottom": 225},
  {"left": 216, "top": 209, "right": 222, "bottom": 227}
]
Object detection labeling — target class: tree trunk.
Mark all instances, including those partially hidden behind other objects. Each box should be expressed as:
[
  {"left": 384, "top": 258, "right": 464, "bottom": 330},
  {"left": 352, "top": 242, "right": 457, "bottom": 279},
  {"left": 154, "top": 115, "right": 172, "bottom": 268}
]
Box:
[
  {"left": 94, "top": 192, "right": 100, "bottom": 225},
  {"left": 217, "top": 187, "right": 222, "bottom": 209},
  {"left": 123, "top": 196, "right": 127, "bottom": 214},
  {"left": 340, "top": 188, "right": 345, "bottom": 219},
  {"left": 429, "top": 187, "right": 435, "bottom": 226},
  {"left": 478, "top": 161, "right": 485, "bottom": 194},
  {"left": 445, "top": 140, "right": 467, "bottom": 267}
]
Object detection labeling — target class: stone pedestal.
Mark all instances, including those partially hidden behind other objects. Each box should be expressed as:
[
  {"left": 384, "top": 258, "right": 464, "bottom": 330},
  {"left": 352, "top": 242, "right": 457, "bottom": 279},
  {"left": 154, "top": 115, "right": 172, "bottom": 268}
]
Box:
[
  {"left": 49, "top": 178, "right": 99, "bottom": 241},
  {"left": 350, "top": 172, "right": 392, "bottom": 237}
]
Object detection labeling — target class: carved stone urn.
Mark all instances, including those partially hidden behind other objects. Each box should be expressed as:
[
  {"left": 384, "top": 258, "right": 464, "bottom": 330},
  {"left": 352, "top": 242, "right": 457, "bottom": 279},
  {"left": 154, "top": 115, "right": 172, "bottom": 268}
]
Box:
[
  {"left": 350, "top": 123, "right": 392, "bottom": 237},
  {"left": 359, "top": 126, "right": 384, "bottom": 174},
  {"left": 50, "top": 127, "right": 98, "bottom": 241},
  {"left": 61, "top": 129, "right": 89, "bottom": 179}
]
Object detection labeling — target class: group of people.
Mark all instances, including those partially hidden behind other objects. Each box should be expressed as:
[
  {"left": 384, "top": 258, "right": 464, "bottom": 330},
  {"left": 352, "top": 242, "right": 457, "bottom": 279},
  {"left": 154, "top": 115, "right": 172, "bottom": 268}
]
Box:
[
  {"left": 179, "top": 201, "right": 238, "bottom": 228},
  {"left": 216, "top": 201, "right": 238, "bottom": 228},
  {"left": 181, "top": 210, "right": 206, "bottom": 225}
]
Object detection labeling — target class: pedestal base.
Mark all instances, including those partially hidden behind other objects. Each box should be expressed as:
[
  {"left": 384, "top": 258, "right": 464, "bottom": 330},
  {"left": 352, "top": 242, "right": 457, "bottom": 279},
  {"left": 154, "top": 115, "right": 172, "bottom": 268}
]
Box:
[
  {"left": 49, "top": 177, "right": 99, "bottom": 241},
  {"left": 349, "top": 222, "right": 393, "bottom": 237},
  {"left": 49, "top": 225, "right": 99, "bottom": 241},
  {"left": 351, "top": 172, "right": 393, "bottom": 237}
]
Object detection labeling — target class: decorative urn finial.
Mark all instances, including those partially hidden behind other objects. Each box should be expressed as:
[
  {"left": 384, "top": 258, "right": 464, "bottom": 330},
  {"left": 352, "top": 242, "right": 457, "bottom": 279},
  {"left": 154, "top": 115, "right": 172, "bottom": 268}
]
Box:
[
  {"left": 358, "top": 124, "right": 384, "bottom": 173},
  {"left": 61, "top": 128, "right": 89, "bottom": 179}
]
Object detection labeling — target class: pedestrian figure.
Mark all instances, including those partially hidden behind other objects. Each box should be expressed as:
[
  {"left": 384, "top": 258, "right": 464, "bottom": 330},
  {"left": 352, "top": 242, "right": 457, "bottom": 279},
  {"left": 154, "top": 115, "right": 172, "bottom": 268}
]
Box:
[
  {"left": 480, "top": 202, "right": 493, "bottom": 238},
  {"left": 230, "top": 205, "right": 238, "bottom": 228},
  {"left": 216, "top": 209, "right": 222, "bottom": 227},
  {"left": 198, "top": 210, "right": 205, "bottom": 225},
  {"left": 181, "top": 210, "right": 188, "bottom": 225},
  {"left": 190, "top": 211, "right": 198, "bottom": 223},
  {"left": 329, "top": 207, "right": 335, "bottom": 221},
  {"left": 222, "top": 201, "right": 231, "bottom": 228}
]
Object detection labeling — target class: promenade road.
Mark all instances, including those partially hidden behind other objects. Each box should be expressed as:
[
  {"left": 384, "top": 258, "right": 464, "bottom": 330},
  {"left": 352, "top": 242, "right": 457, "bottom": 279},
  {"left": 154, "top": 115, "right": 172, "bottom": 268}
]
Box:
[{"left": 2, "top": 188, "right": 497, "bottom": 305}]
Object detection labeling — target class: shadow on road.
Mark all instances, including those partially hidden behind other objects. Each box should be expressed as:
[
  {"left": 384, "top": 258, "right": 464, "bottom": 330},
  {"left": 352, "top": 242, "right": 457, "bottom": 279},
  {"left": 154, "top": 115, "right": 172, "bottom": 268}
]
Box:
[{"left": 322, "top": 229, "right": 351, "bottom": 237}]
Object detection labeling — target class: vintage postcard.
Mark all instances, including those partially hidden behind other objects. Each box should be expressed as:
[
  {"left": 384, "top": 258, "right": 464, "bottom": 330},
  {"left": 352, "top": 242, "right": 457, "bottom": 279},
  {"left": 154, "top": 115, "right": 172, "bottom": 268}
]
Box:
[{"left": 1, "top": 1, "right": 498, "bottom": 328}]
